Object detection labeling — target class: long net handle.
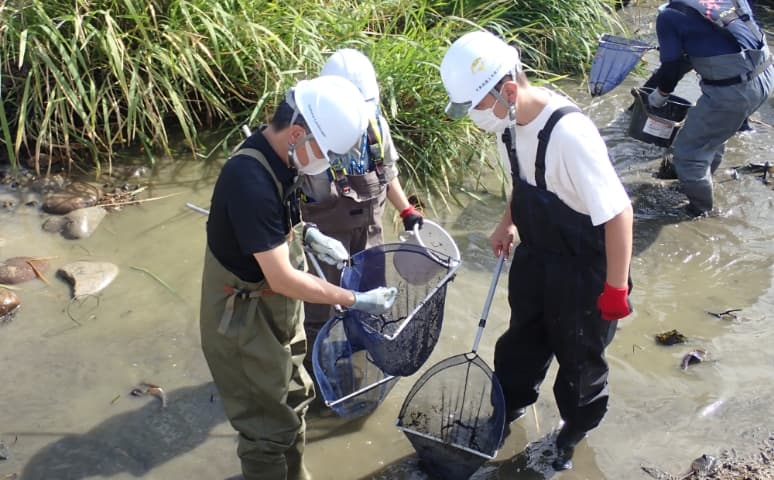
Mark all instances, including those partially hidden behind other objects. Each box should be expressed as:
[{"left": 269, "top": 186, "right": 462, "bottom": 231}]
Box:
[
  {"left": 471, "top": 253, "right": 505, "bottom": 353},
  {"left": 305, "top": 246, "right": 345, "bottom": 313}
]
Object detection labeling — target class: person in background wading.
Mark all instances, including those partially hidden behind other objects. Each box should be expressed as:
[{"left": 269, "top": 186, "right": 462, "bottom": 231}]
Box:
[
  {"left": 199, "top": 75, "right": 398, "bottom": 480},
  {"left": 300, "top": 48, "right": 424, "bottom": 377},
  {"left": 440, "top": 31, "right": 634, "bottom": 471},
  {"left": 645, "top": 0, "right": 773, "bottom": 216}
]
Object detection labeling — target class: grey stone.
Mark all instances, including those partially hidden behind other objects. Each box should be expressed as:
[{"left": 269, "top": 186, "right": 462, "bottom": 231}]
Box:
[
  {"left": 63, "top": 206, "right": 107, "bottom": 239},
  {"left": 58, "top": 261, "right": 119, "bottom": 298},
  {"left": 42, "top": 215, "right": 68, "bottom": 234}
]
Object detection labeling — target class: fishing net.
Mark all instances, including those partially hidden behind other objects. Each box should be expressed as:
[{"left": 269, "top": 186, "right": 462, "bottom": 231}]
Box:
[
  {"left": 396, "top": 255, "right": 506, "bottom": 480},
  {"left": 312, "top": 313, "right": 400, "bottom": 418},
  {"left": 589, "top": 34, "right": 652, "bottom": 97},
  {"left": 340, "top": 242, "right": 461, "bottom": 377}
]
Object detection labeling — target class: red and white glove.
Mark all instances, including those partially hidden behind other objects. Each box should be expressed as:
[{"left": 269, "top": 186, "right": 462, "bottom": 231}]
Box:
[
  {"left": 400, "top": 205, "right": 424, "bottom": 231},
  {"left": 597, "top": 282, "right": 631, "bottom": 321}
]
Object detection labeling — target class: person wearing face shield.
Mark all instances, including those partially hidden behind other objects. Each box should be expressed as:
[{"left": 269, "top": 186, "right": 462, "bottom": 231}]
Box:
[
  {"left": 199, "top": 75, "right": 398, "bottom": 480},
  {"left": 299, "top": 48, "right": 423, "bottom": 372},
  {"left": 645, "top": 0, "right": 773, "bottom": 215},
  {"left": 440, "top": 31, "right": 634, "bottom": 471}
]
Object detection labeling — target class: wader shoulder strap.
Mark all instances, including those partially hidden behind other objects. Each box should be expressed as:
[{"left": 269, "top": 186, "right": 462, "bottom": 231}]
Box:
[
  {"left": 233, "top": 147, "right": 301, "bottom": 202},
  {"left": 501, "top": 127, "right": 520, "bottom": 182},
  {"left": 535, "top": 106, "right": 582, "bottom": 190}
]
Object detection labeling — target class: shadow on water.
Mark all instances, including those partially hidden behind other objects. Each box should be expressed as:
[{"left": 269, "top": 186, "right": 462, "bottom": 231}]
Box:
[{"left": 19, "top": 382, "right": 226, "bottom": 480}]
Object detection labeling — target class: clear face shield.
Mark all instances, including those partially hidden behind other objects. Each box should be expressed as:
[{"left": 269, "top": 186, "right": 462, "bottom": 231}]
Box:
[
  {"left": 445, "top": 100, "right": 473, "bottom": 120},
  {"left": 445, "top": 64, "right": 519, "bottom": 121}
]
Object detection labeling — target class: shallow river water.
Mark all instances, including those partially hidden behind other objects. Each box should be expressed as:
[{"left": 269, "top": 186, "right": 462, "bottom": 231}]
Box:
[{"left": 2, "top": 3, "right": 774, "bottom": 479}]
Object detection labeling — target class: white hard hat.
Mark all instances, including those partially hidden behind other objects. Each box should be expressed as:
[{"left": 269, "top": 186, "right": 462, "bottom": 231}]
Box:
[
  {"left": 291, "top": 76, "right": 369, "bottom": 159},
  {"left": 440, "top": 31, "right": 522, "bottom": 119},
  {"left": 321, "top": 48, "right": 380, "bottom": 104}
]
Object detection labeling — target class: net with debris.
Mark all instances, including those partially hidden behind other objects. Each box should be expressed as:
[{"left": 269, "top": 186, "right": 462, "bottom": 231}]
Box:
[
  {"left": 397, "top": 354, "right": 505, "bottom": 480},
  {"left": 339, "top": 243, "right": 461, "bottom": 377},
  {"left": 396, "top": 255, "right": 507, "bottom": 480}
]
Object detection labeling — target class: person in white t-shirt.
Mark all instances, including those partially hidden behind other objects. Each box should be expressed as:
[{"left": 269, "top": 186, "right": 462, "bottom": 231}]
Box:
[{"left": 440, "top": 31, "right": 634, "bottom": 471}]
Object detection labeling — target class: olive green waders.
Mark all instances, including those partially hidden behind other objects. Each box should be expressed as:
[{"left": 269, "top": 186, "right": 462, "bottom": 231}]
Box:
[
  {"left": 300, "top": 172, "right": 386, "bottom": 363},
  {"left": 200, "top": 149, "right": 314, "bottom": 480}
]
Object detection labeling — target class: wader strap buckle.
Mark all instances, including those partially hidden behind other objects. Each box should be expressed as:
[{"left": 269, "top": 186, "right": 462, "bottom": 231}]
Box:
[
  {"left": 218, "top": 285, "right": 271, "bottom": 334},
  {"left": 329, "top": 158, "right": 351, "bottom": 194}
]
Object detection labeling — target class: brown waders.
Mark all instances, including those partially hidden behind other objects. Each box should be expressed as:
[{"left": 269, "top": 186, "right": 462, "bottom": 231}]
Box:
[
  {"left": 200, "top": 150, "right": 314, "bottom": 480},
  {"left": 300, "top": 172, "right": 386, "bottom": 365}
]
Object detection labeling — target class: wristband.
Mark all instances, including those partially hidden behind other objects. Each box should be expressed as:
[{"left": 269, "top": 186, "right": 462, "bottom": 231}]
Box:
[{"left": 400, "top": 206, "right": 415, "bottom": 219}]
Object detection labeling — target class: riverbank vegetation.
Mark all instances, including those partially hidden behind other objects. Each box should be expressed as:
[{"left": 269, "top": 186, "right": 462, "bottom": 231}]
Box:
[{"left": 0, "top": 0, "right": 624, "bottom": 200}]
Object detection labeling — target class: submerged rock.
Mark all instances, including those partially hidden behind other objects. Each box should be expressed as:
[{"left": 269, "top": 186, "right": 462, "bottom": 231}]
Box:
[
  {"left": 41, "top": 216, "right": 69, "bottom": 234},
  {"left": 0, "top": 288, "right": 21, "bottom": 322},
  {"left": 0, "top": 257, "right": 50, "bottom": 284},
  {"left": 42, "top": 182, "right": 101, "bottom": 214},
  {"left": 63, "top": 206, "right": 107, "bottom": 239},
  {"left": 58, "top": 261, "right": 119, "bottom": 297}
]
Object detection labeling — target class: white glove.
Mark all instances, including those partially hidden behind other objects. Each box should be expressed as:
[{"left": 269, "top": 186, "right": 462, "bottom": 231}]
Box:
[
  {"left": 351, "top": 287, "right": 399, "bottom": 315},
  {"left": 648, "top": 88, "right": 669, "bottom": 108},
  {"left": 304, "top": 225, "right": 348, "bottom": 268}
]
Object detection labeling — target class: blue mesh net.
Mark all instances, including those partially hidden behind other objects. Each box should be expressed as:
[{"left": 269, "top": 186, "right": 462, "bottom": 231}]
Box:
[
  {"left": 340, "top": 243, "right": 461, "bottom": 377},
  {"left": 312, "top": 314, "right": 400, "bottom": 418},
  {"left": 589, "top": 34, "right": 652, "bottom": 97},
  {"left": 397, "top": 354, "right": 506, "bottom": 480}
]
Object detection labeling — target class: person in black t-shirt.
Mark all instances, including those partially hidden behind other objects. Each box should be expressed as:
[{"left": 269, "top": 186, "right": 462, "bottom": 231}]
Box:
[{"left": 200, "top": 76, "right": 398, "bottom": 480}]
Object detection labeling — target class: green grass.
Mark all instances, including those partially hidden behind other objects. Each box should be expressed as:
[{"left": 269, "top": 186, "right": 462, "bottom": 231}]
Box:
[{"left": 0, "top": 0, "right": 625, "bottom": 202}]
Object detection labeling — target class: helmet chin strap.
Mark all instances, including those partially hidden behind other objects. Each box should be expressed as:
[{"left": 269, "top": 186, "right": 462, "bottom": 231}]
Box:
[
  {"left": 490, "top": 86, "right": 518, "bottom": 161},
  {"left": 288, "top": 142, "right": 300, "bottom": 172}
]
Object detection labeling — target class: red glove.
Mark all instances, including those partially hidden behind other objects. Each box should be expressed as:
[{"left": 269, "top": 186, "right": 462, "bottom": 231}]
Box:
[
  {"left": 597, "top": 282, "right": 631, "bottom": 321},
  {"left": 400, "top": 205, "right": 424, "bottom": 231}
]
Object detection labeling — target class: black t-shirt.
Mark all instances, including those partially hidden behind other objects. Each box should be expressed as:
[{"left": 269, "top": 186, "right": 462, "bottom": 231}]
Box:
[{"left": 206, "top": 128, "right": 300, "bottom": 282}]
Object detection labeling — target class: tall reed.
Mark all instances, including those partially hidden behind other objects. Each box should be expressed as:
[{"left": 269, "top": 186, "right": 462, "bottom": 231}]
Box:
[{"left": 0, "top": 0, "right": 623, "bottom": 200}]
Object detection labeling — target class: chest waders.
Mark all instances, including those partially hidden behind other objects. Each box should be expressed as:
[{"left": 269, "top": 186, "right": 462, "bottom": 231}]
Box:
[
  {"left": 300, "top": 122, "right": 388, "bottom": 356},
  {"left": 200, "top": 149, "right": 314, "bottom": 480},
  {"left": 667, "top": 1, "right": 774, "bottom": 213},
  {"left": 492, "top": 107, "right": 624, "bottom": 435}
]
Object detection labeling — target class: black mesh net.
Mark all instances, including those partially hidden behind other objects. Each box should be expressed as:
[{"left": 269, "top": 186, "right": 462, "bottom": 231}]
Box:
[
  {"left": 397, "top": 353, "right": 506, "bottom": 480},
  {"left": 340, "top": 243, "right": 461, "bottom": 377}
]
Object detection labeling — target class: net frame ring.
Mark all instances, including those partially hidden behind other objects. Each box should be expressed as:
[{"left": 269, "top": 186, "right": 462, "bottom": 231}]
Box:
[{"left": 398, "top": 219, "right": 461, "bottom": 267}]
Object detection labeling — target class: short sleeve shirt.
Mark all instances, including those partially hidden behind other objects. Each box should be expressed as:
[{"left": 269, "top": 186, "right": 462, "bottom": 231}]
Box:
[
  {"left": 206, "top": 128, "right": 299, "bottom": 282},
  {"left": 496, "top": 89, "right": 631, "bottom": 226}
]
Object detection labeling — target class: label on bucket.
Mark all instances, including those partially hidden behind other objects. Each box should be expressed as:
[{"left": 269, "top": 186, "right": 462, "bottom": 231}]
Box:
[{"left": 643, "top": 117, "right": 674, "bottom": 139}]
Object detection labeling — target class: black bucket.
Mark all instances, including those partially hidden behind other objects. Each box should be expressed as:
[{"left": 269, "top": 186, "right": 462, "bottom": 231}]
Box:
[{"left": 628, "top": 87, "right": 693, "bottom": 147}]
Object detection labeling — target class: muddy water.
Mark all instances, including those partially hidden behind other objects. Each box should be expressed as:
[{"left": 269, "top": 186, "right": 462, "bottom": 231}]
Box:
[{"left": 2, "top": 6, "right": 774, "bottom": 480}]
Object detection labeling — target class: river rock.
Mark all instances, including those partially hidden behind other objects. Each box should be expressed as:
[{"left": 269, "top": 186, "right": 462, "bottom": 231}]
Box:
[
  {"left": 29, "top": 174, "right": 67, "bottom": 194},
  {"left": 0, "top": 257, "right": 50, "bottom": 284},
  {"left": 63, "top": 206, "right": 107, "bottom": 239},
  {"left": 42, "top": 182, "right": 102, "bottom": 214},
  {"left": 41, "top": 215, "right": 68, "bottom": 234},
  {"left": 58, "top": 261, "right": 119, "bottom": 297},
  {"left": 0, "top": 288, "right": 21, "bottom": 321},
  {"left": 0, "top": 192, "right": 17, "bottom": 210}
]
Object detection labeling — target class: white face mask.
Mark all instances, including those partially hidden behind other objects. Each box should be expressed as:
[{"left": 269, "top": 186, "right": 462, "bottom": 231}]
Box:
[
  {"left": 292, "top": 137, "right": 330, "bottom": 175},
  {"left": 469, "top": 99, "right": 512, "bottom": 133}
]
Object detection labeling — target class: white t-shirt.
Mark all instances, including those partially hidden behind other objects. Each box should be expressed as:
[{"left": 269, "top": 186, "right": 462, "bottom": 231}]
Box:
[{"left": 496, "top": 89, "right": 631, "bottom": 226}]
